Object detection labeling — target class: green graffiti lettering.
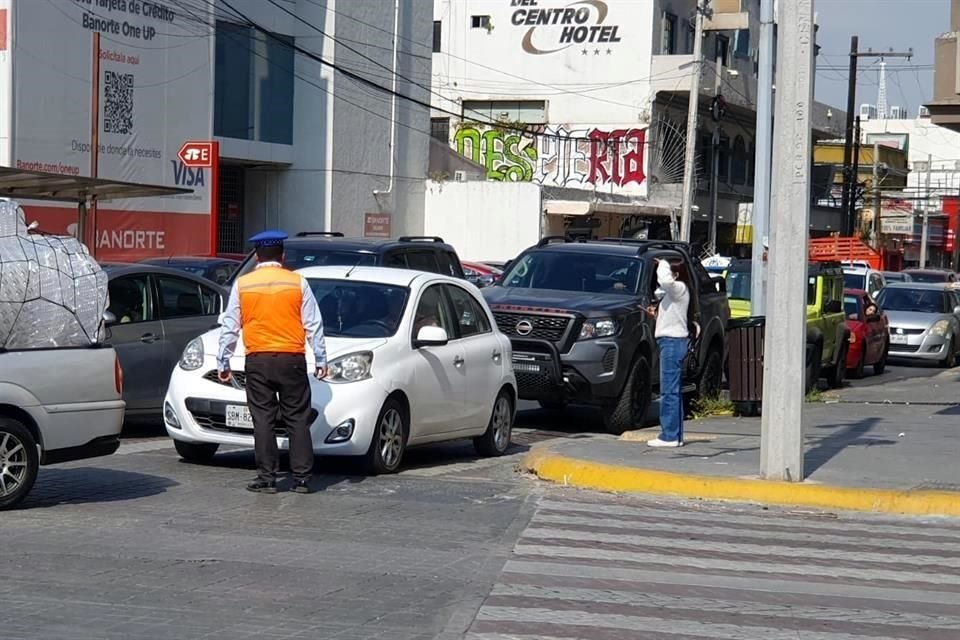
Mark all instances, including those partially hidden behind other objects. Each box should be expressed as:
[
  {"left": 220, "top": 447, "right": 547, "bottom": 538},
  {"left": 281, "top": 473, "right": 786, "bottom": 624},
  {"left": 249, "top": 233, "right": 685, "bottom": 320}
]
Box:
[{"left": 453, "top": 125, "right": 538, "bottom": 182}]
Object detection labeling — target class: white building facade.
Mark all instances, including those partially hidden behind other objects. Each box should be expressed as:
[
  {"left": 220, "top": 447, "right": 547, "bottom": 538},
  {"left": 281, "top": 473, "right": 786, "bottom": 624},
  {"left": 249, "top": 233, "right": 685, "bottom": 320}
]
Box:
[
  {"left": 0, "top": 0, "right": 433, "bottom": 261},
  {"left": 430, "top": 0, "right": 841, "bottom": 248}
]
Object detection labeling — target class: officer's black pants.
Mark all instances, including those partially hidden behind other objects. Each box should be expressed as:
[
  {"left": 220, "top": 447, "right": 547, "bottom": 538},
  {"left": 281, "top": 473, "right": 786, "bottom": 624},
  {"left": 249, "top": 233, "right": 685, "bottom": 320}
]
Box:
[{"left": 244, "top": 352, "right": 314, "bottom": 482}]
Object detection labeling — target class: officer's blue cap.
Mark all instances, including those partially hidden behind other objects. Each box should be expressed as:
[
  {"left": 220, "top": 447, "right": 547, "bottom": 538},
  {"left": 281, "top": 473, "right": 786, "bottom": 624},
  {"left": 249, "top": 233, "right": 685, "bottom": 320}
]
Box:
[{"left": 248, "top": 230, "right": 288, "bottom": 247}]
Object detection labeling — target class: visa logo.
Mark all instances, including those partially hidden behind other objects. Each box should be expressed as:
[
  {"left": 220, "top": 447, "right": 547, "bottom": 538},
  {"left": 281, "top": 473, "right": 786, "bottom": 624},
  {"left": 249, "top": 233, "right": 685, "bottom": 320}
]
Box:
[{"left": 172, "top": 161, "right": 206, "bottom": 187}]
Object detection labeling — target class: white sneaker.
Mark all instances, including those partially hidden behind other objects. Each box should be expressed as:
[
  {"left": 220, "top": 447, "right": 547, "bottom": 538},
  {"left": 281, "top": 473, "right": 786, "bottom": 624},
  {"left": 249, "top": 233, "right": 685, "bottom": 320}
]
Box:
[{"left": 647, "top": 438, "right": 683, "bottom": 448}]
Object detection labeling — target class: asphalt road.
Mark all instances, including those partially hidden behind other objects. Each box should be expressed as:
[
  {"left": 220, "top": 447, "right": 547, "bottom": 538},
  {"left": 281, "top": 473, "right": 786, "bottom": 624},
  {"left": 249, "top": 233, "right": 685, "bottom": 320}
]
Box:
[{"left": 2, "top": 361, "right": 955, "bottom": 640}]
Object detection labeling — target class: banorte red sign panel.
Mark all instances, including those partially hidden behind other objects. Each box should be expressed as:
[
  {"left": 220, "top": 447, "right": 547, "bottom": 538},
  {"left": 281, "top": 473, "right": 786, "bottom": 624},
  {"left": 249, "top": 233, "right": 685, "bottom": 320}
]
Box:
[{"left": 944, "top": 196, "right": 959, "bottom": 254}]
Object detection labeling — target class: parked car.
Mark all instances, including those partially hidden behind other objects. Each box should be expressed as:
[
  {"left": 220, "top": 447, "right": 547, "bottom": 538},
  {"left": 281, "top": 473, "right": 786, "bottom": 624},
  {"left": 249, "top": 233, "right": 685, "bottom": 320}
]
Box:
[
  {"left": 842, "top": 262, "right": 886, "bottom": 299},
  {"left": 0, "top": 344, "right": 125, "bottom": 510},
  {"left": 462, "top": 260, "right": 503, "bottom": 288},
  {"left": 875, "top": 282, "right": 960, "bottom": 367},
  {"left": 140, "top": 256, "right": 241, "bottom": 285},
  {"left": 483, "top": 237, "right": 729, "bottom": 434},
  {"left": 228, "top": 233, "right": 466, "bottom": 284},
  {"left": 104, "top": 265, "right": 227, "bottom": 416},
  {"left": 724, "top": 260, "right": 849, "bottom": 391},
  {"left": 164, "top": 267, "right": 516, "bottom": 473},
  {"left": 882, "top": 271, "right": 913, "bottom": 284},
  {"left": 843, "top": 289, "right": 889, "bottom": 378},
  {"left": 902, "top": 268, "right": 959, "bottom": 285}
]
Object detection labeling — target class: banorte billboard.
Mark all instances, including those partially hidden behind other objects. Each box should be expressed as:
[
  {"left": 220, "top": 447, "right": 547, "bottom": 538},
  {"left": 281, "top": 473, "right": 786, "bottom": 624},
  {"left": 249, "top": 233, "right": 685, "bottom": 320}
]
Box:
[{"left": 9, "top": 0, "right": 214, "bottom": 260}]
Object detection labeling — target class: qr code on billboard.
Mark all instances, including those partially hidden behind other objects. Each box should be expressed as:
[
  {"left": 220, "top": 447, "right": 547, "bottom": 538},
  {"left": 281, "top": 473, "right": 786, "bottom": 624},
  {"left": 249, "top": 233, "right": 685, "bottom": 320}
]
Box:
[{"left": 103, "top": 70, "right": 134, "bottom": 135}]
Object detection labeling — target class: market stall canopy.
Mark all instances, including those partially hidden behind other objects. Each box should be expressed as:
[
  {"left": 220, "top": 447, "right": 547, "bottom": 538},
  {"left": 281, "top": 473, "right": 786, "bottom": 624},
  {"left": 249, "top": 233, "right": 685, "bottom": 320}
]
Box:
[{"left": 0, "top": 167, "right": 191, "bottom": 202}]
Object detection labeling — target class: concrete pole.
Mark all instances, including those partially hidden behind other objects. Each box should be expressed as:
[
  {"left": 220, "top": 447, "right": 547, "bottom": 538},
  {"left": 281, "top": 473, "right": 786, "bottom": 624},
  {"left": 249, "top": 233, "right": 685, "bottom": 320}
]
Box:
[
  {"left": 873, "top": 142, "right": 882, "bottom": 248},
  {"left": 679, "top": 1, "right": 706, "bottom": 242},
  {"left": 920, "top": 154, "right": 932, "bottom": 268},
  {"left": 760, "top": 0, "right": 815, "bottom": 483},
  {"left": 751, "top": 0, "right": 774, "bottom": 315}
]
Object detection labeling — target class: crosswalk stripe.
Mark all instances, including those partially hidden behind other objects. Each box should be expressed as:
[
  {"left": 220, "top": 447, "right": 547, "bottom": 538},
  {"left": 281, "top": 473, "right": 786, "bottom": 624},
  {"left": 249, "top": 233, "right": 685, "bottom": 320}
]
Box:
[
  {"left": 529, "top": 512, "right": 960, "bottom": 552},
  {"left": 487, "top": 582, "right": 960, "bottom": 630},
  {"left": 513, "top": 543, "right": 960, "bottom": 585},
  {"left": 521, "top": 525, "right": 960, "bottom": 568},
  {"left": 538, "top": 499, "right": 960, "bottom": 537}
]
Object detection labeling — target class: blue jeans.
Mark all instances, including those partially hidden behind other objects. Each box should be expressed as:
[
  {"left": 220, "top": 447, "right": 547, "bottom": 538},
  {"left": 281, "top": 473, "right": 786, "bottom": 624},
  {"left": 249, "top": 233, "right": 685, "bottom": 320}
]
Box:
[{"left": 657, "top": 337, "right": 688, "bottom": 443}]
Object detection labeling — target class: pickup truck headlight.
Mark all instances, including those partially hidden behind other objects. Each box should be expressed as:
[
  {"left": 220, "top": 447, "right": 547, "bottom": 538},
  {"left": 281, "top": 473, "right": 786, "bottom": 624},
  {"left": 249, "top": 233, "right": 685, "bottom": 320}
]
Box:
[
  {"left": 930, "top": 320, "right": 952, "bottom": 337},
  {"left": 326, "top": 351, "right": 373, "bottom": 383},
  {"left": 179, "top": 337, "right": 205, "bottom": 371},
  {"left": 579, "top": 318, "right": 617, "bottom": 340}
]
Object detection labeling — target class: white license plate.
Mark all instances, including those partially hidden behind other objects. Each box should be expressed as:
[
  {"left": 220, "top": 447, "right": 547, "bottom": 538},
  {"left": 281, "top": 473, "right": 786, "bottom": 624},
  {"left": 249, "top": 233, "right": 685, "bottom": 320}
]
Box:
[
  {"left": 225, "top": 405, "right": 254, "bottom": 429},
  {"left": 890, "top": 334, "right": 909, "bottom": 345}
]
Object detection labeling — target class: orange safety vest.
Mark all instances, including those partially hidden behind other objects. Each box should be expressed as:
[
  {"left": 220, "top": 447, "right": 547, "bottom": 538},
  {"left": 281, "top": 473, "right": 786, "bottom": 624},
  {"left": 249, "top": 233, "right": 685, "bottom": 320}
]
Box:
[{"left": 237, "top": 266, "right": 306, "bottom": 355}]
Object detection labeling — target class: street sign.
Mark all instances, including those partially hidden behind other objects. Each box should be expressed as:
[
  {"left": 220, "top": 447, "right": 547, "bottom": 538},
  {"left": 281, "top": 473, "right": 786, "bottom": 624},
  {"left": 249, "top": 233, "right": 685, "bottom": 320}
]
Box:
[
  {"left": 363, "top": 213, "right": 391, "bottom": 238},
  {"left": 177, "top": 141, "right": 214, "bottom": 168},
  {"left": 881, "top": 216, "right": 913, "bottom": 235}
]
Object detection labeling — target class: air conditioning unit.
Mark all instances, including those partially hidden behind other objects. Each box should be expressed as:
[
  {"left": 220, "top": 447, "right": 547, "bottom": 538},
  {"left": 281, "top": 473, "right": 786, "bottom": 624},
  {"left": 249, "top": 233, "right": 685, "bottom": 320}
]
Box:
[{"left": 453, "top": 170, "right": 467, "bottom": 182}]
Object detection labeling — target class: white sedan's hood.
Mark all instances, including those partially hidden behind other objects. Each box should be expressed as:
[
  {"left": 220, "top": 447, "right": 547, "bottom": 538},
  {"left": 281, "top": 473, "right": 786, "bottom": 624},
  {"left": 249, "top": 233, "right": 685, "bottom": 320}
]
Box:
[{"left": 198, "top": 328, "right": 387, "bottom": 366}]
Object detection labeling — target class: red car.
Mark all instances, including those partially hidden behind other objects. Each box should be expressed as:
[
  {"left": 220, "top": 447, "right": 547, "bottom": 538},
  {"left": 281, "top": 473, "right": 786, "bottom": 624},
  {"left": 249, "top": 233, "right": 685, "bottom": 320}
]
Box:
[
  {"left": 462, "top": 260, "right": 503, "bottom": 288},
  {"left": 843, "top": 288, "right": 890, "bottom": 378}
]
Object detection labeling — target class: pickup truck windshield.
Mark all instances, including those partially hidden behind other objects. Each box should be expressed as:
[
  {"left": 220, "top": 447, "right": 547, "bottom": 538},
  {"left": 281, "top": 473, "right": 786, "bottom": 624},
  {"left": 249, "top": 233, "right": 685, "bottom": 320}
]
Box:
[
  {"left": 234, "top": 249, "right": 378, "bottom": 280},
  {"left": 500, "top": 252, "right": 643, "bottom": 295},
  {"left": 307, "top": 279, "right": 409, "bottom": 338}
]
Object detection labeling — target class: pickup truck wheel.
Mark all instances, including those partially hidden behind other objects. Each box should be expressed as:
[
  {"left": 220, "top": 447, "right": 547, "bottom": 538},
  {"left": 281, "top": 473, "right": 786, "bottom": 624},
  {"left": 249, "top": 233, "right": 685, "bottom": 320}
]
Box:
[
  {"left": 695, "top": 346, "right": 724, "bottom": 401},
  {"left": 0, "top": 418, "right": 39, "bottom": 511},
  {"left": 602, "top": 354, "right": 652, "bottom": 435},
  {"left": 173, "top": 440, "right": 219, "bottom": 463},
  {"left": 826, "top": 343, "right": 848, "bottom": 389}
]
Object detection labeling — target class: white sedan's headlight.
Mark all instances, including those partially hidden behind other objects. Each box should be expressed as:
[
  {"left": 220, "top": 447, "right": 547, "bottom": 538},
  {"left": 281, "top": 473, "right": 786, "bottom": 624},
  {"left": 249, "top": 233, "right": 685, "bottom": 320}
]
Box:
[
  {"left": 179, "top": 337, "right": 205, "bottom": 371},
  {"left": 326, "top": 351, "right": 373, "bottom": 383},
  {"left": 930, "top": 320, "right": 952, "bottom": 337},
  {"left": 579, "top": 318, "right": 618, "bottom": 341}
]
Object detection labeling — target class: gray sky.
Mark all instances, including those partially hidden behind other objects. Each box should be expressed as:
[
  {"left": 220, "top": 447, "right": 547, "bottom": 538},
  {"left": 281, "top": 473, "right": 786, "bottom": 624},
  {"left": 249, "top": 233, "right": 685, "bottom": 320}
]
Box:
[{"left": 813, "top": 0, "right": 947, "bottom": 116}]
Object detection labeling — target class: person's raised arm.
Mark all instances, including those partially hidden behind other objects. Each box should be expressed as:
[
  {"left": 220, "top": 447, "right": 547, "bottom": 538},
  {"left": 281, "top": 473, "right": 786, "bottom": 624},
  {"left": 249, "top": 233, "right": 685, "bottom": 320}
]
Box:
[
  {"left": 301, "top": 278, "right": 327, "bottom": 378},
  {"left": 656, "top": 259, "right": 687, "bottom": 300},
  {"left": 216, "top": 283, "right": 241, "bottom": 381}
]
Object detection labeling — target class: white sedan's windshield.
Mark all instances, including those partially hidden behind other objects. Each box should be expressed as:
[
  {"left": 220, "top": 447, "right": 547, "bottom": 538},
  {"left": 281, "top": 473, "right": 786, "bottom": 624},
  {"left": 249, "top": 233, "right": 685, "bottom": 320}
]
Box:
[{"left": 308, "top": 279, "right": 409, "bottom": 338}]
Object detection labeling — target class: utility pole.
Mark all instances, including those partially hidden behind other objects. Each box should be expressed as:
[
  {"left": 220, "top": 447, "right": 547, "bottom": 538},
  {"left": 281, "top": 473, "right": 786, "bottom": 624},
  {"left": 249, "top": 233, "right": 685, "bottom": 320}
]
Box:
[
  {"left": 708, "top": 45, "right": 724, "bottom": 255},
  {"left": 751, "top": 0, "right": 775, "bottom": 316},
  {"left": 872, "top": 142, "right": 882, "bottom": 247},
  {"left": 760, "top": 0, "right": 815, "bottom": 483},
  {"left": 838, "top": 40, "right": 913, "bottom": 237},
  {"left": 920, "top": 153, "right": 932, "bottom": 268},
  {"left": 679, "top": 1, "right": 706, "bottom": 242},
  {"left": 850, "top": 116, "right": 862, "bottom": 234}
]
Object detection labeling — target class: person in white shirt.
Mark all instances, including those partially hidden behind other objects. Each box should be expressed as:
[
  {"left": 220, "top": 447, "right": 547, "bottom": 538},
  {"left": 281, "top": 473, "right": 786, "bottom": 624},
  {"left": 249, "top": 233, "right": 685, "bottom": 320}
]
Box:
[{"left": 648, "top": 258, "right": 693, "bottom": 447}]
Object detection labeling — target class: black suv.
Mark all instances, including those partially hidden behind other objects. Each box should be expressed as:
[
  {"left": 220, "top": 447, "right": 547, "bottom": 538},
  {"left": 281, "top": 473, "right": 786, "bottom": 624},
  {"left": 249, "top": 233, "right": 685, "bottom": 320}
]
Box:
[
  {"left": 482, "top": 237, "right": 729, "bottom": 434},
  {"left": 228, "top": 233, "right": 466, "bottom": 282}
]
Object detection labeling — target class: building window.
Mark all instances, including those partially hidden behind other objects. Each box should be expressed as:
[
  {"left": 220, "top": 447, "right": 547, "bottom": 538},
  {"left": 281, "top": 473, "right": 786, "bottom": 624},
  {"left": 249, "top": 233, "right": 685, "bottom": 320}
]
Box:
[
  {"left": 431, "top": 117, "right": 450, "bottom": 142},
  {"left": 471, "top": 15, "right": 491, "bottom": 30},
  {"left": 735, "top": 29, "right": 750, "bottom": 58},
  {"left": 747, "top": 142, "right": 755, "bottom": 186},
  {"left": 214, "top": 21, "right": 295, "bottom": 145},
  {"left": 661, "top": 12, "right": 677, "bottom": 54},
  {"left": 433, "top": 21, "right": 441, "bottom": 52},
  {"left": 718, "top": 136, "right": 730, "bottom": 182},
  {"left": 732, "top": 136, "right": 748, "bottom": 185},
  {"left": 682, "top": 19, "right": 694, "bottom": 54},
  {"left": 462, "top": 100, "right": 547, "bottom": 124},
  {"left": 715, "top": 34, "right": 730, "bottom": 66}
]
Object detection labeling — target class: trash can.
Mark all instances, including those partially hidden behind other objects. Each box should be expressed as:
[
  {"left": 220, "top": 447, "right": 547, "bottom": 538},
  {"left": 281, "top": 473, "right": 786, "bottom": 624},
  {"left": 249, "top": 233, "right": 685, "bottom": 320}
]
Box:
[{"left": 727, "top": 316, "right": 765, "bottom": 417}]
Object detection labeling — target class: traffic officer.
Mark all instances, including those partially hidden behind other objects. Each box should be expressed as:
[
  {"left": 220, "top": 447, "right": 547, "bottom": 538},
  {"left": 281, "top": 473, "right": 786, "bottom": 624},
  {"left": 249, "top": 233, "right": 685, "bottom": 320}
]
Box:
[{"left": 217, "top": 230, "right": 327, "bottom": 494}]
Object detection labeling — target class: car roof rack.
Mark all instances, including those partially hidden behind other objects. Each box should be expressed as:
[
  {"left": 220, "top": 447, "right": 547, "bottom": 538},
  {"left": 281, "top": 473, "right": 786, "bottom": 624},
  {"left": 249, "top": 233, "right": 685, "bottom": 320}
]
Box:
[
  {"left": 295, "top": 231, "right": 344, "bottom": 238},
  {"left": 398, "top": 236, "right": 445, "bottom": 243},
  {"left": 536, "top": 235, "right": 571, "bottom": 247}
]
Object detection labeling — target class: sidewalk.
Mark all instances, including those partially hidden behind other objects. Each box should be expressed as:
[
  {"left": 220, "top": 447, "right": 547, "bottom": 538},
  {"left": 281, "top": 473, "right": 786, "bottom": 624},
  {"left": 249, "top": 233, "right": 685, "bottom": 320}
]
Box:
[{"left": 523, "top": 370, "right": 960, "bottom": 516}]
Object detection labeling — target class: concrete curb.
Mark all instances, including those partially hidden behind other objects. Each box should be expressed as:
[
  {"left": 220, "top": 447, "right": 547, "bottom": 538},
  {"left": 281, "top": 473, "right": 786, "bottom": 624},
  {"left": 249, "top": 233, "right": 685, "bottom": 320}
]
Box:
[{"left": 523, "top": 449, "right": 960, "bottom": 517}]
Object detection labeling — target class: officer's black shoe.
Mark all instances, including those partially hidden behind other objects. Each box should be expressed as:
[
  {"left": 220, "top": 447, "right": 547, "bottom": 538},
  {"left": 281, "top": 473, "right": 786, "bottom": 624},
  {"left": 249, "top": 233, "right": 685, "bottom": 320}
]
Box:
[
  {"left": 246, "top": 479, "right": 277, "bottom": 494},
  {"left": 291, "top": 480, "right": 313, "bottom": 494}
]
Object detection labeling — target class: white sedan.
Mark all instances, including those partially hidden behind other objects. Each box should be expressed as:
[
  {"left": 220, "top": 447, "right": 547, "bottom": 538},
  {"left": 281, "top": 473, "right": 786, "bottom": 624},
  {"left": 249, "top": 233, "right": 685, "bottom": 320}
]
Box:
[{"left": 163, "top": 266, "right": 517, "bottom": 474}]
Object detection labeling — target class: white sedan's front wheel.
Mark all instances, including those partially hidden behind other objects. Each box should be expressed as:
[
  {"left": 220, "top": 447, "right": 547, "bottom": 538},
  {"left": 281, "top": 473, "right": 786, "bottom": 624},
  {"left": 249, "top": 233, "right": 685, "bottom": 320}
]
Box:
[
  {"left": 365, "top": 398, "right": 407, "bottom": 475},
  {"left": 474, "top": 390, "right": 514, "bottom": 457}
]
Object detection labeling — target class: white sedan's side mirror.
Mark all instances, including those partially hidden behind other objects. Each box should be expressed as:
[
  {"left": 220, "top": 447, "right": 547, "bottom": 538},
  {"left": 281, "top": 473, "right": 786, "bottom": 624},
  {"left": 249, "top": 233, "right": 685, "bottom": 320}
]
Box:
[{"left": 415, "top": 325, "right": 448, "bottom": 347}]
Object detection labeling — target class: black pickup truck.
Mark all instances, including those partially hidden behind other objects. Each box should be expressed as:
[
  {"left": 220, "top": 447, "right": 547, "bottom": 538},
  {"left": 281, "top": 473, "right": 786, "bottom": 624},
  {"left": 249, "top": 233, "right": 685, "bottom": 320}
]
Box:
[{"left": 482, "top": 237, "right": 729, "bottom": 434}]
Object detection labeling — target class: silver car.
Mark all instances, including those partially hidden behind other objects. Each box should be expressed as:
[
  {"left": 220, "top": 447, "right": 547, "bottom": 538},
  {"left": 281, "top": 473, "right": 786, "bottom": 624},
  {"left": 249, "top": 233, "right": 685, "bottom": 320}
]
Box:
[{"left": 875, "top": 283, "right": 960, "bottom": 366}]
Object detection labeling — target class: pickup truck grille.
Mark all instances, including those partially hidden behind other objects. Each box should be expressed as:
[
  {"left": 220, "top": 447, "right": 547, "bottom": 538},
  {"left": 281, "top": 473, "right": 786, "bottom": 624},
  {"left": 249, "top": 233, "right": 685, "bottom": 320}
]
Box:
[{"left": 493, "top": 312, "right": 572, "bottom": 343}]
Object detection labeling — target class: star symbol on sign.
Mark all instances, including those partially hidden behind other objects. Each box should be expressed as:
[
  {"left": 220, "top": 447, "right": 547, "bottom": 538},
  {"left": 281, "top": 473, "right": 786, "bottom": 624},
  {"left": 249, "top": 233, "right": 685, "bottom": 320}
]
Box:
[
  {"left": 582, "top": 48, "right": 588, "bottom": 55},
  {"left": 594, "top": 49, "right": 600, "bottom": 55},
  {"left": 606, "top": 49, "right": 612, "bottom": 55}
]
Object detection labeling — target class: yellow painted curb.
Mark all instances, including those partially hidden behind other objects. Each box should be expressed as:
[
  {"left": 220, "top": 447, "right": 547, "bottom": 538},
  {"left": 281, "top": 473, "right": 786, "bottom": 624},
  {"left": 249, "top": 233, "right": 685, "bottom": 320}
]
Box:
[{"left": 523, "top": 449, "right": 960, "bottom": 517}]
